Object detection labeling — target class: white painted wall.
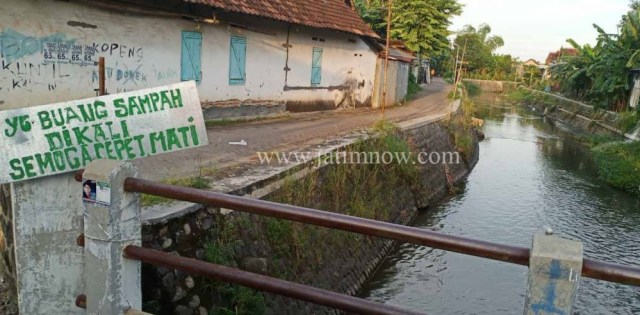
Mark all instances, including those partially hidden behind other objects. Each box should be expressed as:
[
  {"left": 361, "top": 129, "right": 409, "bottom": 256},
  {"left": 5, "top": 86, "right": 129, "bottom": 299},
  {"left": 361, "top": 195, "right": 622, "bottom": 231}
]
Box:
[
  {"left": 12, "top": 174, "right": 84, "bottom": 314},
  {"left": 0, "top": 0, "right": 378, "bottom": 111},
  {"left": 283, "top": 25, "right": 378, "bottom": 108}
]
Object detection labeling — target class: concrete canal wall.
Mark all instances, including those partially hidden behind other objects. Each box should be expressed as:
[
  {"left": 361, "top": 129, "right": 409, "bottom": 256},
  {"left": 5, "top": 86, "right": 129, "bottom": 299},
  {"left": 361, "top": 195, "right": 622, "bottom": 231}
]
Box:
[
  {"left": 465, "top": 79, "right": 633, "bottom": 139},
  {"left": 520, "top": 88, "right": 630, "bottom": 139},
  {"left": 463, "top": 79, "right": 519, "bottom": 93},
  {"left": 138, "top": 111, "right": 480, "bottom": 314}
]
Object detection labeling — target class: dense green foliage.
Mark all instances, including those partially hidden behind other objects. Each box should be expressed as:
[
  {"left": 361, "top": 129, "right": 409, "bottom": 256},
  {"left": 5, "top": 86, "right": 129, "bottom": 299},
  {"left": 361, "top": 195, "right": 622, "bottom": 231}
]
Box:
[
  {"left": 592, "top": 141, "right": 640, "bottom": 196},
  {"left": 551, "top": 3, "right": 640, "bottom": 111},
  {"left": 354, "top": 0, "right": 462, "bottom": 56},
  {"left": 449, "top": 24, "right": 517, "bottom": 81}
]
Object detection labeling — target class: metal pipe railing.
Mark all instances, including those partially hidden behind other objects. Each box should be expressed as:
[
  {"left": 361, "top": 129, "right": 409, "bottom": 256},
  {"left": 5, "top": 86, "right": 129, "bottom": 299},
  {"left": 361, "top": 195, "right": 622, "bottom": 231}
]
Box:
[
  {"left": 123, "top": 177, "right": 640, "bottom": 286},
  {"left": 123, "top": 245, "right": 422, "bottom": 315}
]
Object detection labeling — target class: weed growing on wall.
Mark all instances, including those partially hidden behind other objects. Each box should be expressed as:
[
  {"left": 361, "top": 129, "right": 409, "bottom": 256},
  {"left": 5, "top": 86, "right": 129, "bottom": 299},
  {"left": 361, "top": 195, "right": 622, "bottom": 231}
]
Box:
[
  {"left": 504, "top": 88, "right": 535, "bottom": 103},
  {"left": 258, "top": 120, "right": 423, "bottom": 284},
  {"left": 201, "top": 218, "right": 266, "bottom": 315},
  {"left": 448, "top": 93, "right": 477, "bottom": 161},
  {"left": 462, "top": 81, "right": 481, "bottom": 98}
]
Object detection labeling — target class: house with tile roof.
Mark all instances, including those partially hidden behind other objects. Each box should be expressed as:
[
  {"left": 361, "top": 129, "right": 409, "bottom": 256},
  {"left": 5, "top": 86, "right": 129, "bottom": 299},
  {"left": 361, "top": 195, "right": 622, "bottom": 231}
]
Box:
[
  {"left": 0, "top": 0, "right": 384, "bottom": 118},
  {"left": 545, "top": 48, "right": 578, "bottom": 65}
]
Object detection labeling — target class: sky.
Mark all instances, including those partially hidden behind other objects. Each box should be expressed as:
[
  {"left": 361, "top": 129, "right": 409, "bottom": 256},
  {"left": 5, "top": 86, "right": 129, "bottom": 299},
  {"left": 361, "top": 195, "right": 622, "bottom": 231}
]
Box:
[{"left": 450, "top": 0, "right": 631, "bottom": 62}]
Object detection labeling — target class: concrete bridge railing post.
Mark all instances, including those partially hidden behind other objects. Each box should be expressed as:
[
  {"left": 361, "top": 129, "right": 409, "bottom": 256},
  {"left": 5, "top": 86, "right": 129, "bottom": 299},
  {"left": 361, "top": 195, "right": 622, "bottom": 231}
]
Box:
[
  {"left": 82, "top": 159, "right": 141, "bottom": 314},
  {"left": 523, "top": 233, "right": 583, "bottom": 315}
]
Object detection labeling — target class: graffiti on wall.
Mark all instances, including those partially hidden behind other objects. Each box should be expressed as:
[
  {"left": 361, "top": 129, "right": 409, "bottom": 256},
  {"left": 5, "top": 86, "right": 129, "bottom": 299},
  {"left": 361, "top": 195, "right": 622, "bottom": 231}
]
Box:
[
  {"left": 42, "top": 41, "right": 96, "bottom": 66},
  {"left": 92, "top": 62, "right": 147, "bottom": 86},
  {"left": 0, "top": 29, "right": 144, "bottom": 64},
  {"left": 0, "top": 60, "right": 72, "bottom": 91},
  {"left": 0, "top": 29, "right": 73, "bottom": 63},
  {"left": 0, "top": 28, "right": 163, "bottom": 107},
  {"left": 90, "top": 42, "right": 143, "bottom": 61}
]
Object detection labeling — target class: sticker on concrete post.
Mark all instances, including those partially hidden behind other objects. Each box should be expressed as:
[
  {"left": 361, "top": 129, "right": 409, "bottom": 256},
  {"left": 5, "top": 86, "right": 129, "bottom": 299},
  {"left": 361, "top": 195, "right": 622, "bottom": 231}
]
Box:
[
  {"left": 95, "top": 181, "right": 111, "bottom": 206},
  {"left": 82, "top": 180, "right": 97, "bottom": 201},
  {"left": 0, "top": 81, "right": 208, "bottom": 184},
  {"left": 82, "top": 179, "right": 111, "bottom": 206}
]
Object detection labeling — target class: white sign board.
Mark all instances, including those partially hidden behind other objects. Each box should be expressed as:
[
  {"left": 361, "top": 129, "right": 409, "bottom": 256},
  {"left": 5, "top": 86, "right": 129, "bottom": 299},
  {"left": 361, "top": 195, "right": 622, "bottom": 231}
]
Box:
[{"left": 0, "top": 81, "right": 208, "bottom": 183}]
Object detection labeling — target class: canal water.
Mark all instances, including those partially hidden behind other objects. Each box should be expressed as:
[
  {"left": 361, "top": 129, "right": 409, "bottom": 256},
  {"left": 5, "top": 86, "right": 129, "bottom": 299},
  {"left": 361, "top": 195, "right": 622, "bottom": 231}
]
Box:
[{"left": 360, "top": 94, "right": 640, "bottom": 314}]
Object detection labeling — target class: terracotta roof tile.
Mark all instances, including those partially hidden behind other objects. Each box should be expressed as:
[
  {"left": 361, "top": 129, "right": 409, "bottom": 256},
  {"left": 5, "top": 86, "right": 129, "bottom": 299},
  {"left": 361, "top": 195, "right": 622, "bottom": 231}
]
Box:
[{"left": 184, "top": 0, "right": 378, "bottom": 37}]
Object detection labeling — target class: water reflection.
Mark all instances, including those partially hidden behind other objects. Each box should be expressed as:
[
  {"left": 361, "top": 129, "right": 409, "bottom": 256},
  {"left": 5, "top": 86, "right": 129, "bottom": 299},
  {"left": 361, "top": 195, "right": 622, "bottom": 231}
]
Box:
[{"left": 360, "top": 93, "right": 640, "bottom": 314}]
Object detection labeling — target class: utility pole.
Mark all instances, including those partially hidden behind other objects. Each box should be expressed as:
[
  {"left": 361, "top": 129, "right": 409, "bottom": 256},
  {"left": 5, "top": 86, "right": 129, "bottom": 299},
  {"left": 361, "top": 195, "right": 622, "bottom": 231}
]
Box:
[{"left": 381, "top": 0, "right": 393, "bottom": 118}]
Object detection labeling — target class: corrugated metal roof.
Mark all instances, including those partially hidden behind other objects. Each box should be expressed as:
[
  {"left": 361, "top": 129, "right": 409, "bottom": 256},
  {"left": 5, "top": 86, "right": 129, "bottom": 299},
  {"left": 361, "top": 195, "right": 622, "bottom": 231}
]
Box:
[
  {"left": 184, "top": 0, "right": 378, "bottom": 37},
  {"left": 387, "top": 47, "right": 415, "bottom": 63}
]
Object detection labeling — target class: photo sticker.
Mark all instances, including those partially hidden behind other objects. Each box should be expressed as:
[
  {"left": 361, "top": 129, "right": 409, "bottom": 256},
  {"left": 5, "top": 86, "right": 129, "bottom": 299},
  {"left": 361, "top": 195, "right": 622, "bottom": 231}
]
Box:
[{"left": 82, "top": 180, "right": 96, "bottom": 202}]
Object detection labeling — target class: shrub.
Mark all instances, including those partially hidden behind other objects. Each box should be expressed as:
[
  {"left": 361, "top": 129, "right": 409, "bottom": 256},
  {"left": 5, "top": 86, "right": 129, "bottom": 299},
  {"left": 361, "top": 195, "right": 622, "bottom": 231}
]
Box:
[
  {"left": 592, "top": 141, "right": 640, "bottom": 196},
  {"left": 406, "top": 72, "right": 422, "bottom": 100},
  {"left": 462, "top": 81, "right": 481, "bottom": 97},
  {"left": 504, "top": 88, "right": 535, "bottom": 103},
  {"left": 618, "top": 111, "right": 639, "bottom": 133}
]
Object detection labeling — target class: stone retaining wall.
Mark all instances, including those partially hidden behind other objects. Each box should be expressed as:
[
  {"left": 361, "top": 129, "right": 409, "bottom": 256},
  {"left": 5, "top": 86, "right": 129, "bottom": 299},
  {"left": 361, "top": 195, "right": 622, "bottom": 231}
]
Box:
[{"left": 136, "top": 114, "right": 480, "bottom": 314}]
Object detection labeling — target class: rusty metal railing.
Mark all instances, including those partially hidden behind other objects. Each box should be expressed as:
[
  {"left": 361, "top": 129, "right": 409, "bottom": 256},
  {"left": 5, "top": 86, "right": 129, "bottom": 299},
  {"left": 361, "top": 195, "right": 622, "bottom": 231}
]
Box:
[
  {"left": 123, "top": 245, "right": 421, "bottom": 315},
  {"left": 123, "top": 177, "right": 640, "bottom": 287},
  {"left": 73, "top": 169, "right": 640, "bottom": 314}
]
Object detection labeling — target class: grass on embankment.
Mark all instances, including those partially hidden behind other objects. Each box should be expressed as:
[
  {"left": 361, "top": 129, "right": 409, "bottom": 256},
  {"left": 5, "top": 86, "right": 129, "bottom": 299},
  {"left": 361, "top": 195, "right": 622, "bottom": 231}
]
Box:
[
  {"left": 592, "top": 141, "right": 640, "bottom": 196},
  {"left": 172, "top": 121, "right": 423, "bottom": 315},
  {"left": 447, "top": 89, "right": 478, "bottom": 162}
]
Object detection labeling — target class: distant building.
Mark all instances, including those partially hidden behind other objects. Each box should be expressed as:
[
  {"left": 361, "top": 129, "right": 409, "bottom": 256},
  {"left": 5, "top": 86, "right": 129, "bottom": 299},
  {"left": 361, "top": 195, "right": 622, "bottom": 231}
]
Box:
[
  {"left": 545, "top": 48, "right": 578, "bottom": 65},
  {"left": 0, "top": 0, "right": 396, "bottom": 118},
  {"left": 543, "top": 48, "right": 578, "bottom": 80},
  {"left": 516, "top": 59, "right": 547, "bottom": 79}
]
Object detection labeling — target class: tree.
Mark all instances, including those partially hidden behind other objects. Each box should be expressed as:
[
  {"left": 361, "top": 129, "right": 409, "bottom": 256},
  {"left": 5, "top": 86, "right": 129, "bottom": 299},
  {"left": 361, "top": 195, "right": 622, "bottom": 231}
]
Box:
[
  {"left": 452, "top": 24, "right": 507, "bottom": 79},
  {"left": 551, "top": 3, "right": 640, "bottom": 110},
  {"left": 354, "top": 0, "right": 462, "bottom": 56},
  {"left": 390, "top": 0, "right": 463, "bottom": 56}
]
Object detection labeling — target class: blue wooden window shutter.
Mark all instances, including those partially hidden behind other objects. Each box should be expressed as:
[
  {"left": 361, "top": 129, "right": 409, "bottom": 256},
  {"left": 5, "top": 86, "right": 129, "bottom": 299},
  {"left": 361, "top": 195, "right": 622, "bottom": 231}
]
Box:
[
  {"left": 181, "top": 31, "right": 202, "bottom": 83},
  {"left": 311, "top": 47, "right": 323, "bottom": 86},
  {"left": 229, "top": 36, "right": 246, "bottom": 85}
]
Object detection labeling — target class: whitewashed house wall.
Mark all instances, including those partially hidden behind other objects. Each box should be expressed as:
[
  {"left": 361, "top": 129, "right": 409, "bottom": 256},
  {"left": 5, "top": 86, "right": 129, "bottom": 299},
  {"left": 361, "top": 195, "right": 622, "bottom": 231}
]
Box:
[{"left": 0, "top": 0, "right": 378, "bottom": 116}]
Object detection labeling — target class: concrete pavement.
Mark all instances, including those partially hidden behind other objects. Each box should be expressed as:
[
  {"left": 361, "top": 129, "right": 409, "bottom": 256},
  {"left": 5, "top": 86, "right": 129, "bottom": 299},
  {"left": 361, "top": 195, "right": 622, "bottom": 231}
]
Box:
[{"left": 134, "top": 78, "right": 453, "bottom": 181}]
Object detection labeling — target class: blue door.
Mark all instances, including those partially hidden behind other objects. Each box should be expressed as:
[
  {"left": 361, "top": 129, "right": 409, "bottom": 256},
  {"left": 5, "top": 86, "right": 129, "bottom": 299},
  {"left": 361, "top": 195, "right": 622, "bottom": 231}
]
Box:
[
  {"left": 181, "top": 31, "right": 202, "bottom": 83},
  {"left": 311, "top": 47, "right": 323, "bottom": 86},
  {"left": 229, "top": 36, "right": 246, "bottom": 85}
]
